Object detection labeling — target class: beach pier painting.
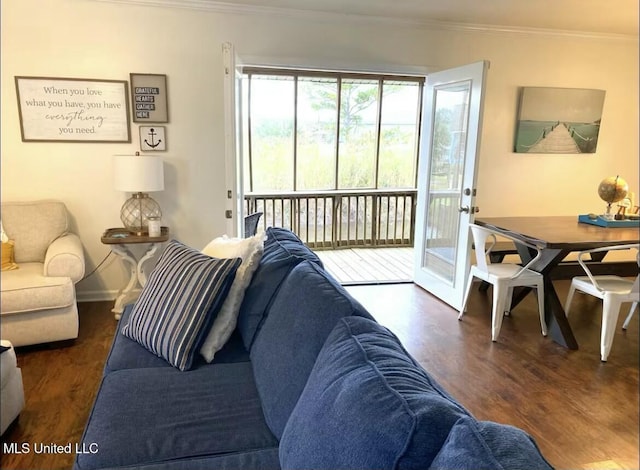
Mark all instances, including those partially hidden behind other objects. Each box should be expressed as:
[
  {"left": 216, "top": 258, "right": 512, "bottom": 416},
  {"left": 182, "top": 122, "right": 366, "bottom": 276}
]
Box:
[{"left": 514, "top": 87, "right": 605, "bottom": 153}]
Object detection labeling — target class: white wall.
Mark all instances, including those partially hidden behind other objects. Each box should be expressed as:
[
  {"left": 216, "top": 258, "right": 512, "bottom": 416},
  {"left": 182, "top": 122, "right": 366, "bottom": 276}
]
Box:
[{"left": 2, "top": 0, "right": 638, "bottom": 300}]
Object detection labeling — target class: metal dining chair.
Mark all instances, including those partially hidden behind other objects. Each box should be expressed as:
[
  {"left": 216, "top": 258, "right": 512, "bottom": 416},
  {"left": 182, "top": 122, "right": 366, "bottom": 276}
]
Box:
[
  {"left": 244, "top": 212, "right": 263, "bottom": 238},
  {"left": 459, "top": 224, "right": 547, "bottom": 342},
  {"left": 564, "top": 243, "right": 639, "bottom": 362}
]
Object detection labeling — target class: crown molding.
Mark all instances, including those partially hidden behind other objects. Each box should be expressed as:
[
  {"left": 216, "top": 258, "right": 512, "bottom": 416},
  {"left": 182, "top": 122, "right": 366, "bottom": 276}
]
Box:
[{"left": 86, "top": 0, "right": 638, "bottom": 42}]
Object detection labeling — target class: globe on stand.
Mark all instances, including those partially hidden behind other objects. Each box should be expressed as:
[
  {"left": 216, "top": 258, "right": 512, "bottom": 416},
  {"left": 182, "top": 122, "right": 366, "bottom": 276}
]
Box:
[{"left": 597, "top": 175, "right": 628, "bottom": 220}]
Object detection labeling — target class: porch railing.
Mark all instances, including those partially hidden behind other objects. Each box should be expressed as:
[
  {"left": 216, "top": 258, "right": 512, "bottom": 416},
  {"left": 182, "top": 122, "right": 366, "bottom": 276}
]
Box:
[
  {"left": 425, "top": 189, "right": 461, "bottom": 244},
  {"left": 245, "top": 189, "right": 417, "bottom": 249}
]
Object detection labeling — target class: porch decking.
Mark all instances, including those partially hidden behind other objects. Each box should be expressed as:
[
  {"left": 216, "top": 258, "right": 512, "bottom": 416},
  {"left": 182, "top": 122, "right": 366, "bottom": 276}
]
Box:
[{"left": 315, "top": 247, "right": 414, "bottom": 285}]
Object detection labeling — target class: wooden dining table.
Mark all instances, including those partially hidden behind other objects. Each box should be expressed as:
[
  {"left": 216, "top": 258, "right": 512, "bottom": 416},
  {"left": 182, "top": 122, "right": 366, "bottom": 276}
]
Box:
[{"left": 474, "top": 216, "right": 640, "bottom": 349}]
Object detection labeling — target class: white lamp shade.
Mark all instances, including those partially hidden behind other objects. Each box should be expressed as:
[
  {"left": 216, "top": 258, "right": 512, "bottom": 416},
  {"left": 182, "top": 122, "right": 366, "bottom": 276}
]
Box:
[{"left": 114, "top": 155, "right": 164, "bottom": 192}]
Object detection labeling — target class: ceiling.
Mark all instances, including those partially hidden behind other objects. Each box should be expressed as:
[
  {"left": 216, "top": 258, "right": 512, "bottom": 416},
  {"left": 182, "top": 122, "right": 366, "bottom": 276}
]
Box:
[{"left": 200, "top": 0, "right": 639, "bottom": 37}]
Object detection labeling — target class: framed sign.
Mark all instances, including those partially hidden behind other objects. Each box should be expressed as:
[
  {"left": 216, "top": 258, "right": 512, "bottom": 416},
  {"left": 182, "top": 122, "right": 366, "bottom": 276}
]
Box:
[
  {"left": 15, "top": 76, "right": 131, "bottom": 142},
  {"left": 130, "top": 73, "right": 168, "bottom": 123}
]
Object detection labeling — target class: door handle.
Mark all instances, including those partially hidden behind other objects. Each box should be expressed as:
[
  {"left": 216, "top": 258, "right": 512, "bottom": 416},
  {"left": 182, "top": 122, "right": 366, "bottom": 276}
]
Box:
[{"left": 458, "top": 206, "right": 480, "bottom": 214}]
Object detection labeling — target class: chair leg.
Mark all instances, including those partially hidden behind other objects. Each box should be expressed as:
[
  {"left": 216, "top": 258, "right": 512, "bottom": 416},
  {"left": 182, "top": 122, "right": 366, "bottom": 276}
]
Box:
[
  {"left": 504, "top": 287, "right": 514, "bottom": 316},
  {"left": 622, "top": 302, "right": 638, "bottom": 330},
  {"left": 536, "top": 282, "right": 547, "bottom": 337},
  {"left": 491, "top": 282, "right": 508, "bottom": 342},
  {"left": 600, "top": 295, "right": 623, "bottom": 362},
  {"left": 459, "top": 276, "right": 475, "bottom": 320},
  {"left": 564, "top": 282, "right": 577, "bottom": 317}
]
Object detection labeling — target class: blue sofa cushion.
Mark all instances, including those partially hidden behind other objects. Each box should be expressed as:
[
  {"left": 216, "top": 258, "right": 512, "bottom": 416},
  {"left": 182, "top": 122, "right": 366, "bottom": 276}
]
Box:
[
  {"left": 429, "top": 416, "right": 553, "bottom": 470},
  {"left": 122, "top": 240, "right": 241, "bottom": 371},
  {"left": 279, "top": 316, "right": 472, "bottom": 470},
  {"left": 237, "top": 227, "right": 323, "bottom": 351},
  {"left": 75, "top": 363, "right": 278, "bottom": 470},
  {"left": 99, "top": 448, "right": 281, "bottom": 470},
  {"left": 105, "top": 305, "right": 251, "bottom": 373},
  {"left": 250, "top": 260, "right": 372, "bottom": 440}
]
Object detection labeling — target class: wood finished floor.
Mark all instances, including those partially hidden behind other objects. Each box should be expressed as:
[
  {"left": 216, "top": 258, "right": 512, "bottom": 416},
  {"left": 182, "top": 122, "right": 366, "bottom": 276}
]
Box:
[{"left": 1, "top": 281, "right": 638, "bottom": 470}]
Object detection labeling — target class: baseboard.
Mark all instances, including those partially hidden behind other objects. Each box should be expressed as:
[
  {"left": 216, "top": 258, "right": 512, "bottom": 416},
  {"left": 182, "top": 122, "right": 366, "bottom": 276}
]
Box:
[
  {"left": 76, "top": 290, "right": 118, "bottom": 303},
  {"left": 77, "top": 288, "right": 143, "bottom": 303}
]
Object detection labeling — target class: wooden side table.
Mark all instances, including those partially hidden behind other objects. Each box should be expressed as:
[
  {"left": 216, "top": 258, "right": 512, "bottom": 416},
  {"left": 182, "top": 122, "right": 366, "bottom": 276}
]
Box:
[{"left": 101, "top": 227, "right": 170, "bottom": 319}]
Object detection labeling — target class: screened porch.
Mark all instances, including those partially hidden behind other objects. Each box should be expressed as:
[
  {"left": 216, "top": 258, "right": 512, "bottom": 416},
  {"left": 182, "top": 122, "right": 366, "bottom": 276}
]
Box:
[{"left": 244, "top": 188, "right": 459, "bottom": 284}]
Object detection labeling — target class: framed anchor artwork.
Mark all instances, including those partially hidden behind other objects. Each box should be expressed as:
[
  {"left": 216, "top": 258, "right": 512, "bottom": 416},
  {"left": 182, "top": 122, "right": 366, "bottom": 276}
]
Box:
[{"left": 139, "top": 126, "right": 166, "bottom": 151}]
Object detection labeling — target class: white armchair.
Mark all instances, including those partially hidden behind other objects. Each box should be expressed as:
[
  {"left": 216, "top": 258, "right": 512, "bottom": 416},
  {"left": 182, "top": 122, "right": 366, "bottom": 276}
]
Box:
[
  {"left": 1, "top": 200, "right": 85, "bottom": 346},
  {"left": 459, "top": 223, "right": 547, "bottom": 342},
  {"left": 1, "top": 340, "right": 24, "bottom": 435},
  {"left": 564, "top": 243, "right": 639, "bottom": 362}
]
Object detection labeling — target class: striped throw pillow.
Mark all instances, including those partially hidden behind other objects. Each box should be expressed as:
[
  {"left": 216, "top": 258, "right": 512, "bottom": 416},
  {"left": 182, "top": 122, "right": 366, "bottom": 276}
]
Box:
[{"left": 122, "top": 240, "right": 241, "bottom": 371}]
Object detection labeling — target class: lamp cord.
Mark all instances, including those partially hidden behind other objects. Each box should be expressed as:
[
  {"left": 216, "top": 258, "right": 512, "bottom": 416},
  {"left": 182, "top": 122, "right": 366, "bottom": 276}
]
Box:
[{"left": 79, "top": 251, "right": 114, "bottom": 282}]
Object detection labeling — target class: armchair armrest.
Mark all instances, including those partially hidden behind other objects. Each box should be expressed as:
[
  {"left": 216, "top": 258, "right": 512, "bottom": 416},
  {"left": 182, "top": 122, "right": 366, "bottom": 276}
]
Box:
[
  {"left": 488, "top": 229, "right": 543, "bottom": 279},
  {"left": 577, "top": 243, "right": 639, "bottom": 292},
  {"left": 44, "top": 233, "right": 85, "bottom": 283}
]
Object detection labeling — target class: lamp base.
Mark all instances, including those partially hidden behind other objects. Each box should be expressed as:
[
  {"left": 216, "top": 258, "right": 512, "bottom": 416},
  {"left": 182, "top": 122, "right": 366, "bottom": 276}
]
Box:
[{"left": 120, "top": 192, "right": 162, "bottom": 235}]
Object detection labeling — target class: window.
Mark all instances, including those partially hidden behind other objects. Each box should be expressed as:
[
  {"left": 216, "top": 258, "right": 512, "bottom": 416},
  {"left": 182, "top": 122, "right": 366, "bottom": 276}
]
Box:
[{"left": 242, "top": 68, "right": 423, "bottom": 192}]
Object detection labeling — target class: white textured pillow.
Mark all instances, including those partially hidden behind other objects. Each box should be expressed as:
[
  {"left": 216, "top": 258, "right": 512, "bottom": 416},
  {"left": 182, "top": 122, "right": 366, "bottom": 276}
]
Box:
[
  {"left": 0, "top": 220, "right": 8, "bottom": 243},
  {"left": 200, "top": 232, "right": 265, "bottom": 362}
]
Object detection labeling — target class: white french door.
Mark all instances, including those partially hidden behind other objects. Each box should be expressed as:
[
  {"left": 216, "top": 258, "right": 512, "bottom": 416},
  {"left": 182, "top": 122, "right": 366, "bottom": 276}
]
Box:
[{"left": 413, "top": 61, "right": 489, "bottom": 310}]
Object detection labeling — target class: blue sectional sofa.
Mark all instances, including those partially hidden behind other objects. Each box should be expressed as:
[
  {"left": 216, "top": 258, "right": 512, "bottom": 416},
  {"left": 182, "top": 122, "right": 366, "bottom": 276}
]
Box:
[{"left": 76, "top": 228, "right": 554, "bottom": 470}]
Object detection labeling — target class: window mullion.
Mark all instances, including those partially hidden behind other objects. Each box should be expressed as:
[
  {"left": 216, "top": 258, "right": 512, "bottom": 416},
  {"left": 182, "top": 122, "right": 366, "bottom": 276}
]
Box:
[
  {"left": 293, "top": 76, "right": 298, "bottom": 191},
  {"left": 414, "top": 81, "right": 424, "bottom": 188},
  {"left": 374, "top": 79, "right": 384, "bottom": 189},
  {"left": 334, "top": 77, "right": 342, "bottom": 190},
  {"left": 247, "top": 73, "right": 254, "bottom": 192},
  {"left": 242, "top": 66, "right": 423, "bottom": 83}
]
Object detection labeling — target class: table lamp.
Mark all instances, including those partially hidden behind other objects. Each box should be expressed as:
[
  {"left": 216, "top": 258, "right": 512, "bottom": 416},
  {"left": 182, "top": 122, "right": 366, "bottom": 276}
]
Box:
[{"left": 114, "top": 153, "right": 164, "bottom": 235}]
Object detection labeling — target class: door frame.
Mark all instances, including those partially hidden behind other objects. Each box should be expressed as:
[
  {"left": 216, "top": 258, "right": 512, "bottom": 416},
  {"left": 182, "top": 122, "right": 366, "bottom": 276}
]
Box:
[{"left": 222, "top": 42, "right": 245, "bottom": 237}]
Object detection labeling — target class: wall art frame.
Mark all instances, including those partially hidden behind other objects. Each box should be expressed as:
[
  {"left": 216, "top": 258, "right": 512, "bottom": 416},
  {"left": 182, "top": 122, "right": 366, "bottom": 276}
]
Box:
[
  {"left": 139, "top": 126, "right": 166, "bottom": 151},
  {"left": 130, "top": 73, "right": 168, "bottom": 123},
  {"left": 514, "top": 87, "right": 606, "bottom": 154},
  {"left": 15, "top": 76, "right": 131, "bottom": 143}
]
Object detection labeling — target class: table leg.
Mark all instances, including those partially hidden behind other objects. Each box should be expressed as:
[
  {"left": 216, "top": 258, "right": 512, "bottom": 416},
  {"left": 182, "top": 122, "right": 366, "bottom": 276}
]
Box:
[
  {"left": 510, "top": 286, "right": 532, "bottom": 308},
  {"left": 543, "top": 276, "right": 578, "bottom": 349},
  {"left": 513, "top": 245, "right": 579, "bottom": 349},
  {"left": 110, "top": 245, "right": 139, "bottom": 320},
  {"left": 137, "top": 243, "right": 160, "bottom": 287},
  {"left": 533, "top": 248, "right": 578, "bottom": 349}
]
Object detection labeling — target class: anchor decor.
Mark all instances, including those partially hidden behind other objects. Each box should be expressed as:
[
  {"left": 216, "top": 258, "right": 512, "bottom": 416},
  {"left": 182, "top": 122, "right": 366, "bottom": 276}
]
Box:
[
  {"left": 145, "top": 128, "right": 161, "bottom": 148},
  {"left": 139, "top": 126, "right": 166, "bottom": 151}
]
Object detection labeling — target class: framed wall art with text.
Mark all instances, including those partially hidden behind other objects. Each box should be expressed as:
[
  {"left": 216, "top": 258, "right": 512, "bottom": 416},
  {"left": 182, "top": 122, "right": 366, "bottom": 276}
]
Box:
[
  {"left": 130, "top": 73, "right": 168, "bottom": 123},
  {"left": 15, "top": 76, "right": 131, "bottom": 143}
]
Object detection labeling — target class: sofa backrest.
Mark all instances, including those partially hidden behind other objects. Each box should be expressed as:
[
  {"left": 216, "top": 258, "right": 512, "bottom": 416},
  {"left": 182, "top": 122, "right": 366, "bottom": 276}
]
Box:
[
  {"left": 250, "top": 260, "right": 373, "bottom": 440},
  {"left": 1, "top": 200, "right": 69, "bottom": 263},
  {"left": 237, "top": 227, "right": 323, "bottom": 351},
  {"left": 279, "top": 316, "right": 554, "bottom": 470}
]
